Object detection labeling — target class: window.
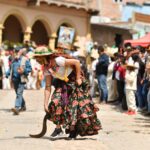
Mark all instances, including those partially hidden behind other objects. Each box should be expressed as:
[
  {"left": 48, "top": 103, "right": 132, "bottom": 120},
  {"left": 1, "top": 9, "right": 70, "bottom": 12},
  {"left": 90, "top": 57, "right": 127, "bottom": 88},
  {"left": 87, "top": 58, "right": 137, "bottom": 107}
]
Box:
[{"left": 113, "top": 0, "right": 123, "bottom": 3}]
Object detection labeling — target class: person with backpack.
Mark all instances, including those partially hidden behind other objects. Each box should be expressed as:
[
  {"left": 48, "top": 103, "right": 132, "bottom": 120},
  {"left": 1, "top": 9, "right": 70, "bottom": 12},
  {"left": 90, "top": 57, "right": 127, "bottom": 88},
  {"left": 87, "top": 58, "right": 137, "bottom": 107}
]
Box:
[{"left": 6, "top": 47, "right": 32, "bottom": 115}]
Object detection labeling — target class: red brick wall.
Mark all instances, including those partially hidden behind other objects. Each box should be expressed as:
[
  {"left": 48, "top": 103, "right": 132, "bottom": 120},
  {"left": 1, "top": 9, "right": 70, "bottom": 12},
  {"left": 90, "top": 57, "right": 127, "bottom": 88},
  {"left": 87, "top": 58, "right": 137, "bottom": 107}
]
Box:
[
  {"left": 100, "top": 0, "right": 121, "bottom": 20},
  {"left": 99, "top": 0, "right": 147, "bottom": 20}
]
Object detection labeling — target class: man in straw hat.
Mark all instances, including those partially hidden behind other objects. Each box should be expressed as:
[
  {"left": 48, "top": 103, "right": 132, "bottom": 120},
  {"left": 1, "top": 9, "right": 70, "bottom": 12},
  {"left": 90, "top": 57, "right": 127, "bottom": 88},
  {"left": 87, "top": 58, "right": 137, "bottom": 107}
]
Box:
[
  {"left": 6, "top": 46, "right": 32, "bottom": 115},
  {"left": 125, "top": 60, "right": 138, "bottom": 115}
]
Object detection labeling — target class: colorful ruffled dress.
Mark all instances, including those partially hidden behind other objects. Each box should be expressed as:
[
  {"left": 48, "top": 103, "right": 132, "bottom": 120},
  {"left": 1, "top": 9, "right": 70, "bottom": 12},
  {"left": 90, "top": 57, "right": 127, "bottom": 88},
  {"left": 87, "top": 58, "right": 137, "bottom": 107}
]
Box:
[{"left": 44, "top": 56, "right": 102, "bottom": 136}]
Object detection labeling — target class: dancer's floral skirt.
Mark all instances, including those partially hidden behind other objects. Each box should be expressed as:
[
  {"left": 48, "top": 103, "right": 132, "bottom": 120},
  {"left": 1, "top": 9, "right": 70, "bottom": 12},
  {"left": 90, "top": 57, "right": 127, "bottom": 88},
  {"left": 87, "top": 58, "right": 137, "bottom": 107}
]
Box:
[{"left": 47, "top": 78, "right": 102, "bottom": 136}]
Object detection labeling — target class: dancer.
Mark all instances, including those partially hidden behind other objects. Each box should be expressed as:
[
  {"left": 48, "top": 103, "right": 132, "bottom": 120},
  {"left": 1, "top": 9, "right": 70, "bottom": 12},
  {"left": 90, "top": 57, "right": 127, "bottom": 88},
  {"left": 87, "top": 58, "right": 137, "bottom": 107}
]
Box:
[{"left": 30, "top": 46, "right": 102, "bottom": 140}]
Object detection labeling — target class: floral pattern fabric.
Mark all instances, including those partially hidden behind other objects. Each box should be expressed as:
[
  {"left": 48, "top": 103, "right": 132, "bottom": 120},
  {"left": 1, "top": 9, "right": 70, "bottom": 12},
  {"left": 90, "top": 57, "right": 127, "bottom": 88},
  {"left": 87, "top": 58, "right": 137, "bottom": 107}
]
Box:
[{"left": 47, "top": 71, "right": 102, "bottom": 136}]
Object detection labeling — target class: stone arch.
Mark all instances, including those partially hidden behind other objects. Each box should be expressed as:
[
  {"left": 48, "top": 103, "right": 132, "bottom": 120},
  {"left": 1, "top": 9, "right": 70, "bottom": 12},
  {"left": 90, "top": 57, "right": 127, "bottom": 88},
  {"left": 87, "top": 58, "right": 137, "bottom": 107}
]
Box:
[
  {"left": 2, "top": 15, "right": 25, "bottom": 43},
  {"left": 1, "top": 9, "right": 28, "bottom": 31},
  {"left": 30, "top": 16, "right": 52, "bottom": 36},
  {"left": 31, "top": 20, "right": 51, "bottom": 45}
]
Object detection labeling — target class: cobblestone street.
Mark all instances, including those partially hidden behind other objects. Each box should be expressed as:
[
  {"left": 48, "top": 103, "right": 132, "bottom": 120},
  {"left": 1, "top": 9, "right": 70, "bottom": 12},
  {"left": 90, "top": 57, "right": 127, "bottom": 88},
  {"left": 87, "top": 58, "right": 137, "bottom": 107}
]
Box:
[{"left": 0, "top": 90, "right": 150, "bottom": 150}]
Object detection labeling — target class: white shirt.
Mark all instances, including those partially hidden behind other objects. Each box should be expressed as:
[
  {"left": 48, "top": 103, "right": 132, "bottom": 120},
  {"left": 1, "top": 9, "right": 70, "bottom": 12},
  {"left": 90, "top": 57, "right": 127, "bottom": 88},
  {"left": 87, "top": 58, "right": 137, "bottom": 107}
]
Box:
[
  {"left": 1, "top": 55, "right": 10, "bottom": 72},
  {"left": 125, "top": 70, "right": 137, "bottom": 90}
]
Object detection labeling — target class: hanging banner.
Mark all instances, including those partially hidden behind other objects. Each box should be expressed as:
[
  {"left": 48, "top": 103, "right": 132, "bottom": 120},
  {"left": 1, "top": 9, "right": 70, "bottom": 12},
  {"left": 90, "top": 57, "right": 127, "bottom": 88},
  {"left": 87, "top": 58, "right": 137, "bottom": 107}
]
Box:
[{"left": 57, "top": 26, "right": 75, "bottom": 49}]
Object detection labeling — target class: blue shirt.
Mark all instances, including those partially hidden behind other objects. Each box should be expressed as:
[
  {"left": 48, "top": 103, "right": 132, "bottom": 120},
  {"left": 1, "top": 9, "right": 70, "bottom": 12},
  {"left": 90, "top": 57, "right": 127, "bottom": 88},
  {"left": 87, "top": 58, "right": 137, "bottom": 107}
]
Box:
[
  {"left": 96, "top": 53, "right": 109, "bottom": 76},
  {"left": 6, "top": 56, "right": 32, "bottom": 81}
]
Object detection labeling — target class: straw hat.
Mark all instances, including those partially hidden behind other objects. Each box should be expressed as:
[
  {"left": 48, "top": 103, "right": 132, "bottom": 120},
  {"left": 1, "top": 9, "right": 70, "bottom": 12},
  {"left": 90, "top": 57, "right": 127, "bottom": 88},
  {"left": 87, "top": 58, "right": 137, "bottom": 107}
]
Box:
[
  {"left": 106, "top": 47, "right": 118, "bottom": 58},
  {"left": 33, "top": 46, "right": 53, "bottom": 57},
  {"left": 126, "top": 60, "right": 137, "bottom": 68}
]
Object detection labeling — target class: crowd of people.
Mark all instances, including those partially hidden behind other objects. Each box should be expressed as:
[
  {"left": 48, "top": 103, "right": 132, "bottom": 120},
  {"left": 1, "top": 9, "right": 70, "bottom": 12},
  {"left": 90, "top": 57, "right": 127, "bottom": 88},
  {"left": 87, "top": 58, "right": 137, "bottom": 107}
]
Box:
[
  {"left": 0, "top": 42, "right": 45, "bottom": 91},
  {"left": 1, "top": 39, "right": 150, "bottom": 140},
  {"left": 89, "top": 43, "right": 150, "bottom": 116},
  {"left": 0, "top": 41, "right": 102, "bottom": 140},
  {"left": 1, "top": 41, "right": 150, "bottom": 118}
]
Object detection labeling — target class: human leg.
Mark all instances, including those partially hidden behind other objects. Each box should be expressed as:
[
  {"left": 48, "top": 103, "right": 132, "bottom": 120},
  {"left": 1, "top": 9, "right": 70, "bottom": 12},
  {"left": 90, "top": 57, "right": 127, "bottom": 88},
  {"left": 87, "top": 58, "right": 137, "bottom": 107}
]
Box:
[
  {"left": 125, "top": 89, "right": 136, "bottom": 115},
  {"left": 136, "top": 84, "right": 144, "bottom": 109},
  {"left": 12, "top": 80, "right": 25, "bottom": 115},
  {"left": 99, "top": 74, "right": 108, "bottom": 102},
  {"left": 147, "top": 89, "right": 150, "bottom": 113}
]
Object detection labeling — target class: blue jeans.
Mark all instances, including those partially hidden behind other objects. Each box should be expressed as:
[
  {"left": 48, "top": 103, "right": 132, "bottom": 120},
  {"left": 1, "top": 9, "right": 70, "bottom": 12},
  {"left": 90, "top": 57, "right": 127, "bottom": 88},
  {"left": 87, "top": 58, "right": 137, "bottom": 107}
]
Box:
[
  {"left": 142, "top": 80, "right": 148, "bottom": 108},
  {"left": 97, "top": 74, "right": 108, "bottom": 102},
  {"left": 147, "top": 89, "right": 150, "bottom": 112},
  {"left": 136, "top": 83, "right": 144, "bottom": 108},
  {"left": 13, "top": 79, "right": 25, "bottom": 109}
]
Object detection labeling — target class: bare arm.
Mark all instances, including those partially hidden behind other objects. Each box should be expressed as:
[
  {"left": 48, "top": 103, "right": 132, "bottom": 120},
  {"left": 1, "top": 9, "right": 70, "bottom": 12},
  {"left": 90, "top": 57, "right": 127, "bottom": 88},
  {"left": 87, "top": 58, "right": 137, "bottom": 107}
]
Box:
[
  {"left": 65, "top": 59, "right": 82, "bottom": 85},
  {"left": 44, "top": 75, "right": 52, "bottom": 113}
]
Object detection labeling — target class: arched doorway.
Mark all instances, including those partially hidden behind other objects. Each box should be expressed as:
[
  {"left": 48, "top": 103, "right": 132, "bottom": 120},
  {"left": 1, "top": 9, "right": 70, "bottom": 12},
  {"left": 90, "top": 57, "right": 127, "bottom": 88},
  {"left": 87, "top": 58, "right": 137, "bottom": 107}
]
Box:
[
  {"left": 31, "top": 20, "right": 49, "bottom": 45},
  {"left": 3, "top": 15, "right": 23, "bottom": 43}
]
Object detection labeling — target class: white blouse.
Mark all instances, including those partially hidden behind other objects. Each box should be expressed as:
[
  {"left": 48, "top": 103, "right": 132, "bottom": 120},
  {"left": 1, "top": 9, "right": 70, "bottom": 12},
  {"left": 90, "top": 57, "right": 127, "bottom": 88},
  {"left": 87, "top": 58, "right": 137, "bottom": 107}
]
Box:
[{"left": 44, "top": 56, "right": 73, "bottom": 79}]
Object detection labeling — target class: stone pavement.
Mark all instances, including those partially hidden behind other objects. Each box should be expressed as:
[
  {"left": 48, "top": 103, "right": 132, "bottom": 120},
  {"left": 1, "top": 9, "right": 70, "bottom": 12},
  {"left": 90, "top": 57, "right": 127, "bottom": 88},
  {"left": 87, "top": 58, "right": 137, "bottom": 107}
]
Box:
[{"left": 0, "top": 89, "right": 150, "bottom": 150}]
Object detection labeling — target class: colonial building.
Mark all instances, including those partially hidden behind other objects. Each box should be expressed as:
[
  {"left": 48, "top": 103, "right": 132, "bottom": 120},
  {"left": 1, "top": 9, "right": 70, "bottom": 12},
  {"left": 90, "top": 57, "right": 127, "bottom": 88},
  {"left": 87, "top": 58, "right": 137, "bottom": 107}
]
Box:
[
  {"left": 91, "top": 0, "right": 150, "bottom": 47},
  {"left": 0, "top": 0, "right": 98, "bottom": 51}
]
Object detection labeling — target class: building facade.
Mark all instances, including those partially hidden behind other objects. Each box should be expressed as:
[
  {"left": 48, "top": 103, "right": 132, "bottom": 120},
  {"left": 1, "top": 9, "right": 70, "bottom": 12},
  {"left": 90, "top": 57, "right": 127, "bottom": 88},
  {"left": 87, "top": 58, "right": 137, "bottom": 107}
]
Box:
[
  {"left": 0, "top": 0, "right": 98, "bottom": 50},
  {"left": 91, "top": 0, "right": 150, "bottom": 47}
]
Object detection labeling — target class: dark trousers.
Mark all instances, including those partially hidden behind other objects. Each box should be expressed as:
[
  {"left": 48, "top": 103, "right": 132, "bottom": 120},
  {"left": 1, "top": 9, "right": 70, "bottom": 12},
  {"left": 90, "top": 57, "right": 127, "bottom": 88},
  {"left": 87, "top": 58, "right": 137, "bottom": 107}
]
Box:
[{"left": 117, "top": 80, "right": 125, "bottom": 103}]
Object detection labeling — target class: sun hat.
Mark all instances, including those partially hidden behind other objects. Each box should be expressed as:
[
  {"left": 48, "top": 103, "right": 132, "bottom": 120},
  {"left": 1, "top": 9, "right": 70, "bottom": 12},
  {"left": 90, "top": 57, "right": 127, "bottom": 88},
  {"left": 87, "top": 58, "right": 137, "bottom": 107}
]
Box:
[
  {"left": 126, "top": 60, "right": 137, "bottom": 68},
  {"left": 33, "top": 46, "right": 53, "bottom": 57},
  {"left": 126, "top": 46, "right": 132, "bottom": 51}
]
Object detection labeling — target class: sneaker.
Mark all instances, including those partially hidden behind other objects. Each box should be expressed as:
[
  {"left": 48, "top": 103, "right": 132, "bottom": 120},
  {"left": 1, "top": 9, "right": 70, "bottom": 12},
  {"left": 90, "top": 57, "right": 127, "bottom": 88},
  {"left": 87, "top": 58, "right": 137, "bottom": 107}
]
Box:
[
  {"left": 11, "top": 108, "right": 20, "bottom": 115},
  {"left": 100, "top": 101, "right": 107, "bottom": 105},
  {"left": 137, "top": 108, "right": 142, "bottom": 112},
  {"left": 68, "top": 130, "right": 78, "bottom": 140},
  {"left": 126, "top": 110, "right": 136, "bottom": 115},
  {"left": 19, "top": 106, "right": 26, "bottom": 112},
  {"left": 144, "top": 112, "right": 150, "bottom": 116},
  {"left": 50, "top": 128, "right": 63, "bottom": 139},
  {"left": 124, "top": 110, "right": 130, "bottom": 114}
]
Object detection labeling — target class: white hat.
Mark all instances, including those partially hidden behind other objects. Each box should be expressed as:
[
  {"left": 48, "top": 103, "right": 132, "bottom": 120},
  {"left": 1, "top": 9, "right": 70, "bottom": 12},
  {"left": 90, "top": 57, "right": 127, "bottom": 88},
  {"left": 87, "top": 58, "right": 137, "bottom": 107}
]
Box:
[{"left": 127, "top": 60, "right": 137, "bottom": 68}]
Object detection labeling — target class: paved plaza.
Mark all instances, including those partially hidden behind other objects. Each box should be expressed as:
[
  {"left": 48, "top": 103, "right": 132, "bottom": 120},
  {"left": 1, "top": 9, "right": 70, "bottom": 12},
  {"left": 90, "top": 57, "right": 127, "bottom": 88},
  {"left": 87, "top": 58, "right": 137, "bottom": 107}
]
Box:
[{"left": 0, "top": 90, "right": 150, "bottom": 150}]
